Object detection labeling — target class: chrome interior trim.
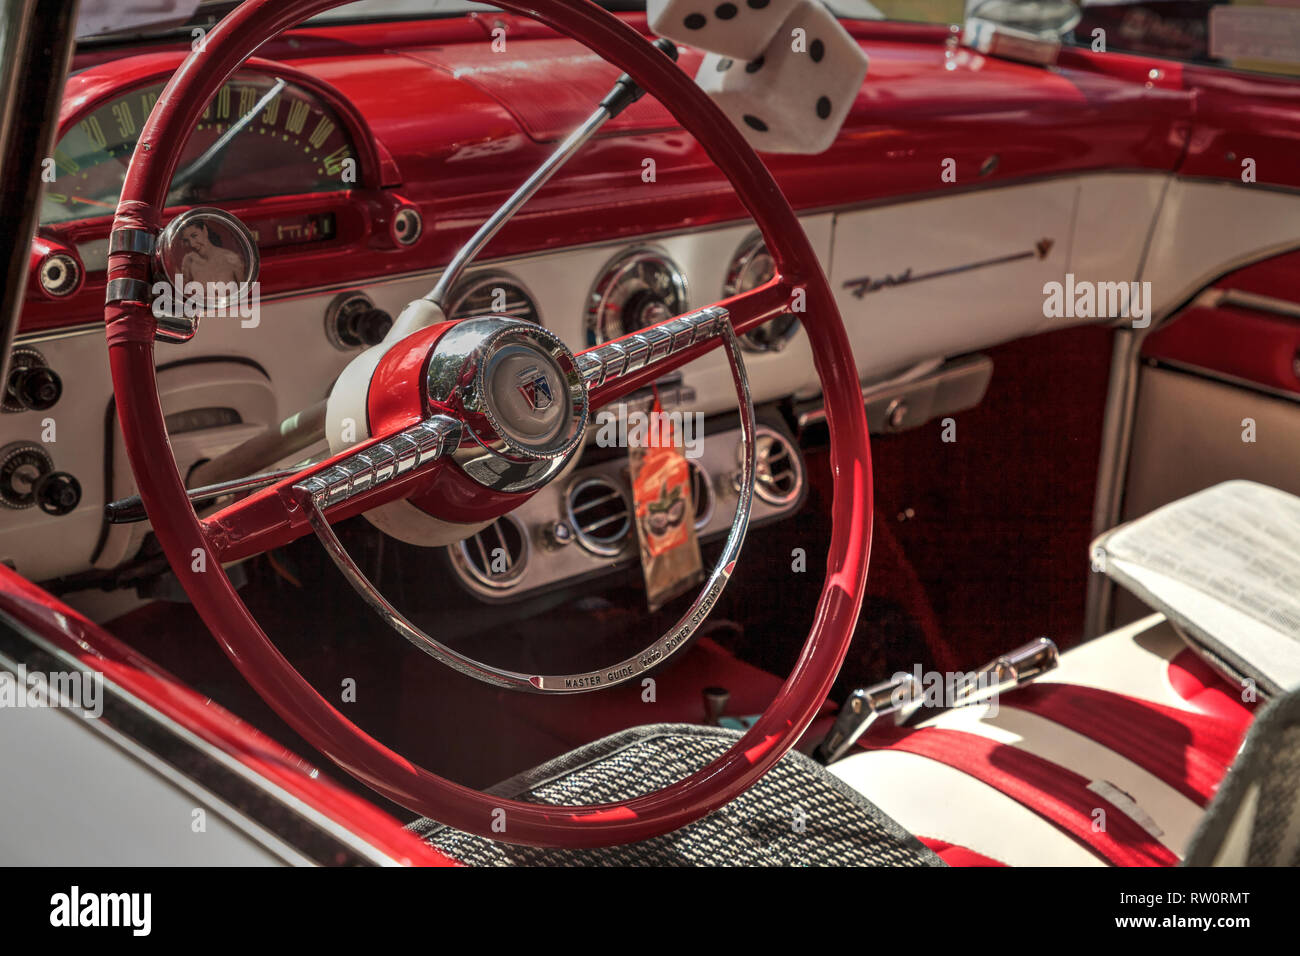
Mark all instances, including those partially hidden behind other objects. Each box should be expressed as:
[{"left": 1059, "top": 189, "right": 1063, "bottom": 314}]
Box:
[
  {"left": 426, "top": 317, "right": 588, "bottom": 492},
  {"left": 444, "top": 269, "right": 544, "bottom": 325},
  {"left": 294, "top": 416, "right": 461, "bottom": 510},
  {"left": 1153, "top": 356, "right": 1300, "bottom": 405},
  {"left": 450, "top": 514, "right": 531, "bottom": 593},
  {"left": 724, "top": 231, "right": 796, "bottom": 354},
  {"left": 689, "top": 460, "right": 715, "bottom": 530},
  {"left": 153, "top": 206, "right": 261, "bottom": 312},
  {"left": 1083, "top": 317, "right": 1168, "bottom": 638},
  {"left": 583, "top": 245, "right": 691, "bottom": 346},
  {"left": 797, "top": 354, "right": 991, "bottom": 433},
  {"left": 750, "top": 426, "right": 804, "bottom": 507},
  {"left": 565, "top": 474, "right": 632, "bottom": 557},
  {"left": 1219, "top": 288, "right": 1300, "bottom": 320},
  {"left": 297, "top": 319, "right": 756, "bottom": 694},
  {"left": 1083, "top": 330, "right": 1142, "bottom": 639},
  {"left": 103, "top": 277, "right": 152, "bottom": 305},
  {"left": 10, "top": 170, "right": 1171, "bottom": 326},
  {"left": 13, "top": 321, "right": 103, "bottom": 344},
  {"left": 575, "top": 305, "right": 726, "bottom": 388},
  {"left": 107, "top": 227, "right": 157, "bottom": 256}
]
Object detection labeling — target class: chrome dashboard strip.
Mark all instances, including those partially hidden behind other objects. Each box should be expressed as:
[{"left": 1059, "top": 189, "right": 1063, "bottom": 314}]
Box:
[
  {"left": 16, "top": 171, "right": 1171, "bottom": 343},
  {"left": 14, "top": 220, "right": 785, "bottom": 345}
]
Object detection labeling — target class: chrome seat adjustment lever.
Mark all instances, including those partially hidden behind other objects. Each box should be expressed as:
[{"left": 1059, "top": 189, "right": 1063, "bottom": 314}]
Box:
[
  {"left": 815, "top": 637, "right": 1060, "bottom": 764},
  {"left": 814, "top": 671, "right": 920, "bottom": 765}
]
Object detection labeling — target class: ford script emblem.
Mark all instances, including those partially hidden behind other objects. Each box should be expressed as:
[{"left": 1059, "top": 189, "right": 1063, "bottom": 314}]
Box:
[{"left": 516, "top": 367, "right": 554, "bottom": 412}]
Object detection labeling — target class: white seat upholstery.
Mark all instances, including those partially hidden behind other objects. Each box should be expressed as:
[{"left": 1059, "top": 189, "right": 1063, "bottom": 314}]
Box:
[{"left": 827, "top": 614, "right": 1249, "bottom": 866}]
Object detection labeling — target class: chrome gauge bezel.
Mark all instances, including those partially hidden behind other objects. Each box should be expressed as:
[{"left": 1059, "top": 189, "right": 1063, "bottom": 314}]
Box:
[
  {"left": 584, "top": 246, "right": 689, "bottom": 346},
  {"left": 724, "top": 231, "right": 799, "bottom": 353},
  {"left": 445, "top": 269, "right": 544, "bottom": 326},
  {"left": 153, "top": 206, "right": 261, "bottom": 318}
]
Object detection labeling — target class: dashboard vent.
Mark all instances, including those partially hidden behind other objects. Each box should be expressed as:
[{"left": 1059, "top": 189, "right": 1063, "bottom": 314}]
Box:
[
  {"left": 453, "top": 516, "right": 529, "bottom": 591},
  {"left": 566, "top": 476, "right": 631, "bottom": 556},
  {"left": 689, "top": 461, "right": 713, "bottom": 530},
  {"left": 753, "top": 427, "right": 803, "bottom": 507},
  {"left": 446, "top": 271, "right": 542, "bottom": 325}
]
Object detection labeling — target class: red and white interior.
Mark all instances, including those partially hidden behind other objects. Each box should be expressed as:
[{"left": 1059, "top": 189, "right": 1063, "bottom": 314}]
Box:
[{"left": 1, "top": 0, "right": 1298, "bottom": 866}]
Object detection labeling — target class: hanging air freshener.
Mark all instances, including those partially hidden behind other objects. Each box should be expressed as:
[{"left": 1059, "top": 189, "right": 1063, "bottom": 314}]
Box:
[{"left": 630, "top": 393, "right": 704, "bottom": 612}]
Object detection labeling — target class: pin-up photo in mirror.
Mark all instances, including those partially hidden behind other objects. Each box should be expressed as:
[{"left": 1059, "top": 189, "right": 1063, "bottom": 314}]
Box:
[{"left": 152, "top": 206, "right": 261, "bottom": 332}]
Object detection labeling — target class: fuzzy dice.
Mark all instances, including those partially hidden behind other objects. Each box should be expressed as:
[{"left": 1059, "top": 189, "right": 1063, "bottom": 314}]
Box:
[
  {"left": 694, "top": 0, "right": 868, "bottom": 155},
  {"left": 647, "top": 0, "right": 801, "bottom": 61}
]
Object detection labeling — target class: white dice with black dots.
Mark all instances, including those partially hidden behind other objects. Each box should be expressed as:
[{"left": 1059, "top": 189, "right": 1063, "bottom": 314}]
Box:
[
  {"left": 647, "top": 0, "right": 801, "bottom": 61},
  {"left": 693, "top": 0, "right": 868, "bottom": 155}
]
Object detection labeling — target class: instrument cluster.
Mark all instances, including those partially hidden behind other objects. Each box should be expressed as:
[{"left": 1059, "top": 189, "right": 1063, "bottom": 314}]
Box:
[
  {"left": 579, "top": 236, "right": 796, "bottom": 354},
  {"left": 43, "top": 72, "right": 357, "bottom": 228}
]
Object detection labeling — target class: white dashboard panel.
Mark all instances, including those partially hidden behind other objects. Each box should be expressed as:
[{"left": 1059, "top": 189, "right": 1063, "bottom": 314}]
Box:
[
  {"left": 1069, "top": 173, "right": 1169, "bottom": 288},
  {"left": 828, "top": 179, "right": 1078, "bottom": 380},
  {"left": 1142, "top": 178, "right": 1300, "bottom": 318},
  {"left": 9, "top": 170, "right": 1289, "bottom": 589}
]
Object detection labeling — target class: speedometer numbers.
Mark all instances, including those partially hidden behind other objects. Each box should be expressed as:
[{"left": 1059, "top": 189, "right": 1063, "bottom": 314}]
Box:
[{"left": 42, "top": 74, "right": 359, "bottom": 225}]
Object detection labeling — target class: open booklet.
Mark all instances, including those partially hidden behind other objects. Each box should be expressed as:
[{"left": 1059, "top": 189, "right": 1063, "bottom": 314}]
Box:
[{"left": 1092, "top": 480, "right": 1300, "bottom": 698}]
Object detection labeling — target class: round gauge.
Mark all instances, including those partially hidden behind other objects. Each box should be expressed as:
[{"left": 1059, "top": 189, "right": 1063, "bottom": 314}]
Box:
[
  {"left": 41, "top": 73, "right": 359, "bottom": 225},
  {"left": 447, "top": 271, "right": 542, "bottom": 325},
  {"left": 0, "top": 443, "right": 52, "bottom": 510},
  {"left": 154, "top": 206, "right": 260, "bottom": 314},
  {"left": 724, "top": 232, "right": 799, "bottom": 353},
  {"left": 585, "top": 248, "right": 688, "bottom": 346}
]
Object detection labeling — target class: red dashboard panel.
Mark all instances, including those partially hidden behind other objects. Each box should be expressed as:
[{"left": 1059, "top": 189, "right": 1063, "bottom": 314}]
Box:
[
  {"left": 1178, "top": 65, "right": 1300, "bottom": 191},
  {"left": 400, "top": 37, "right": 701, "bottom": 140},
  {"left": 22, "top": 13, "right": 1226, "bottom": 334}
]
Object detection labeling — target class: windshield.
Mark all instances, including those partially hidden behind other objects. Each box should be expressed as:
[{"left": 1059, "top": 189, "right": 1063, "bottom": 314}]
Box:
[{"left": 77, "top": 0, "right": 887, "bottom": 43}]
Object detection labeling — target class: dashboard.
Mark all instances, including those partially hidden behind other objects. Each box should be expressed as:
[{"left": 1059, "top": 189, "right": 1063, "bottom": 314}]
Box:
[{"left": 5, "top": 14, "right": 1300, "bottom": 612}]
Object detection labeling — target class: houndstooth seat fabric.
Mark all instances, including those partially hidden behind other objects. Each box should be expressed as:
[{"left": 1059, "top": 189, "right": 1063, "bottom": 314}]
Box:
[{"left": 409, "top": 724, "right": 943, "bottom": 866}]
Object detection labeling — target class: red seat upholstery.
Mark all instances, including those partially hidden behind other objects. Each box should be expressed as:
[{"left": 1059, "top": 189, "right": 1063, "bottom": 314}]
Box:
[{"left": 826, "top": 615, "right": 1255, "bottom": 866}]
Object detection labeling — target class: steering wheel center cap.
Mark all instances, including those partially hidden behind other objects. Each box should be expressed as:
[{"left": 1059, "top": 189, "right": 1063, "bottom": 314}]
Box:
[
  {"left": 427, "top": 316, "right": 587, "bottom": 492},
  {"left": 484, "top": 343, "right": 569, "bottom": 449}
]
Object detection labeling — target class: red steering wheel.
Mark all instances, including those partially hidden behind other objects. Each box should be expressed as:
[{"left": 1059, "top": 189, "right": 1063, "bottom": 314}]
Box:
[{"left": 105, "top": 0, "right": 873, "bottom": 847}]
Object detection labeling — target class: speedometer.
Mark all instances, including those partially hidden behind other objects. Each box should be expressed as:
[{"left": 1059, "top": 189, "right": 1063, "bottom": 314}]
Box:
[{"left": 42, "top": 73, "right": 358, "bottom": 225}]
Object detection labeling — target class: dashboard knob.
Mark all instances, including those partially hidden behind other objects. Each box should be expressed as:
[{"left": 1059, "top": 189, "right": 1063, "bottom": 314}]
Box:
[
  {"left": 349, "top": 308, "right": 393, "bottom": 347},
  {"left": 34, "top": 471, "right": 81, "bottom": 516},
  {"left": 0, "top": 442, "right": 51, "bottom": 509},
  {"left": 9, "top": 365, "right": 62, "bottom": 411},
  {"left": 325, "top": 292, "right": 393, "bottom": 349}
]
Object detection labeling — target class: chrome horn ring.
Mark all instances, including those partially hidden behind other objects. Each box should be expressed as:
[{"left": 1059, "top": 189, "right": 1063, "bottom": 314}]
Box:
[
  {"left": 292, "top": 311, "right": 756, "bottom": 694},
  {"left": 426, "top": 317, "right": 588, "bottom": 493}
]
